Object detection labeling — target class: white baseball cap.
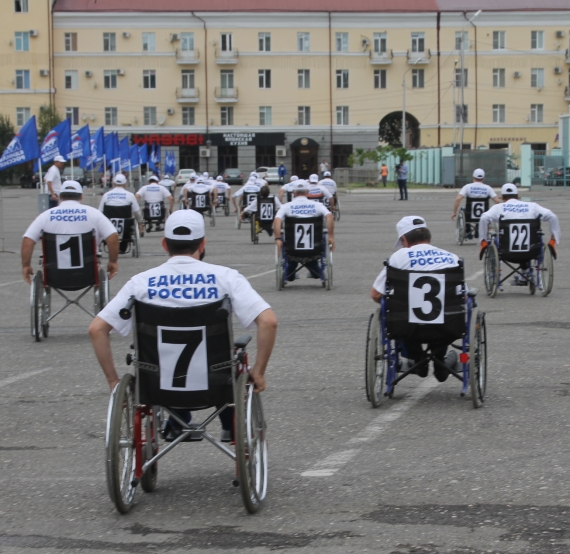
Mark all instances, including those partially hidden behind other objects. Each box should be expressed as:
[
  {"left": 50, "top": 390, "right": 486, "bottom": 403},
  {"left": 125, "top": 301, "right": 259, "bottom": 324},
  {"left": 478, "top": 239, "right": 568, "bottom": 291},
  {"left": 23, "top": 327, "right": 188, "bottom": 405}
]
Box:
[
  {"left": 189, "top": 173, "right": 197, "bottom": 180},
  {"left": 202, "top": 172, "right": 209, "bottom": 178},
  {"left": 113, "top": 174, "right": 127, "bottom": 186},
  {"left": 250, "top": 172, "right": 258, "bottom": 178},
  {"left": 164, "top": 174, "right": 170, "bottom": 179},
  {"left": 148, "top": 176, "right": 159, "bottom": 183},
  {"left": 216, "top": 176, "right": 223, "bottom": 181},
  {"left": 324, "top": 171, "right": 331, "bottom": 177},
  {"left": 309, "top": 174, "right": 319, "bottom": 184},
  {"left": 394, "top": 216, "right": 428, "bottom": 248},
  {"left": 290, "top": 175, "right": 298, "bottom": 182},
  {"left": 61, "top": 180, "right": 83, "bottom": 194},
  {"left": 54, "top": 155, "right": 66, "bottom": 163},
  {"left": 293, "top": 180, "right": 309, "bottom": 192},
  {"left": 165, "top": 210, "right": 205, "bottom": 241},
  {"left": 501, "top": 183, "right": 518, "bottom": 195},
  {"left": 196, "top": 177, "right": 205, "bottom": 184},
  {"left": 473, "top": 168, "right": 485, "bottom": 179}
]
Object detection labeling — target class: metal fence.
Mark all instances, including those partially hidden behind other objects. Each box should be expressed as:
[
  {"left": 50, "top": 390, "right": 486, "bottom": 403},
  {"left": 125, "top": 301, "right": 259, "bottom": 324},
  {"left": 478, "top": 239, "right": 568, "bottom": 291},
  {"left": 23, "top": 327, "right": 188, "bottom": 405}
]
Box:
[
  {"left": 454, "top": 150, "right": 508, "bottom": 188},
  {"left": 530, "top": 150, "right": 567, "bottom": 188},
  {"left": 333, "top": 167, "right": 378, "bottom": 187}
]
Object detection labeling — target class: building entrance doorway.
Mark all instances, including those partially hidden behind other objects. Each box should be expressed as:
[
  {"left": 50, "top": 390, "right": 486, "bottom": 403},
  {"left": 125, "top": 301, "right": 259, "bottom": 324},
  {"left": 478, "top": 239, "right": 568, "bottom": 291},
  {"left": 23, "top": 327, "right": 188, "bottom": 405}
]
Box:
[
  {"left": 290, "top": 137, "right": 319, "bottom": 179},
  {"left": 217, "top": 145, "right": 238, "bottom": 174}
]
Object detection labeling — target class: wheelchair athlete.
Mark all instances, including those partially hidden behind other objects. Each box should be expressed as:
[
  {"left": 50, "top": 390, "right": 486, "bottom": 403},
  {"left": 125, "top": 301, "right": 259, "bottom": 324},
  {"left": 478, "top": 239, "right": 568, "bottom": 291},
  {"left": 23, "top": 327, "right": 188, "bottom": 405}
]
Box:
[
  {"left": 318, "top": 171, "right": 340, "bottom": 221},
  {"left": 307, "top": 173, "right": 335, "bottom": 212},
  {"left": 89, "top": 209, "right": 277, "bottom": 442},
  {"left": 239, "top": 184, "right": 282, "bottom": 238},
  {"left": 184, "top": 176, "right": 218, "bottom": 210},
  {"left": 232, "top": 176, "right": 260, "bottom": 216},
  {"left": 214, "top": 175, "right": 232, "bottom": 215},
  {"left": 136, "top": 176, "right": 173, "bottom": 232},
  {"left": 371, "top": 216, "right": 461, "bottom": 382},
  {"left": 278, "top": 175, "right": 299, "bottom": 204}
]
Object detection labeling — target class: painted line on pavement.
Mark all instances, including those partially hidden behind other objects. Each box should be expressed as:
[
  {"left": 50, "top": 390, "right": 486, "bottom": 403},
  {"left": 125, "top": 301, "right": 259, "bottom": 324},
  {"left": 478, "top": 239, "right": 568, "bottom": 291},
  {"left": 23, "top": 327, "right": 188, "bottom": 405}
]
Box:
[
  {"left": 301, "top": 379, "right": 438, "bottom": 477},
  {"left": 0, "top": 280, "right": 23, "bottom": 288},
  {"left": 246, "top": 269, "right": 275, "bottom": 280},
  {"left": 0, "top": 368, "right": 52, "bottom": 389},
  {"left": 466, "top": 269, "right": 484, "bottom": 281}
]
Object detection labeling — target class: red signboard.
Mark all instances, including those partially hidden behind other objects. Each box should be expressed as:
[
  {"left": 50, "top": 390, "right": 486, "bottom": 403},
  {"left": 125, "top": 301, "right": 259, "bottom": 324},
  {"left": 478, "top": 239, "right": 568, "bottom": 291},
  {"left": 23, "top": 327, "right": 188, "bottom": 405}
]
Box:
[{"left": 131, "top": 134, "right": 206, "bottom": 146}]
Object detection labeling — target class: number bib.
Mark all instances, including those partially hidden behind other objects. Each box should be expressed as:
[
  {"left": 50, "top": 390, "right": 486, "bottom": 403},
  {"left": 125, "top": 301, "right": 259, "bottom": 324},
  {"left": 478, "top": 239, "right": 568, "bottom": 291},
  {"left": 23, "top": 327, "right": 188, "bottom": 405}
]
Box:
[
  {"left": 509, "top": 223, "right": 530, "bottom": 252},
  {"left": 408, "top": 272, "right": 445, "bottom": 324},
  {"left": 56, "top": 234, "right": 84, "bottom": 269},
  {"left": 246, "top": 194, "right": 257, "bottom": 206},
  {"left": 295, "top": 223, "right": 314, "bottom": 250},
  {"left": 260, "top": 202, "right": 274, "bottom": 221},
  {"left": 194, "top": 194, "right": 206, "bottom": 208},
  {"left": 470, "top": 201, "right": 485, "bottom": 220},
  {"left": 110, "top": 218, "right": 125, "bottom": 239},
  {"left": 149, "top": 203, "right": 161, "bottom": 217}
]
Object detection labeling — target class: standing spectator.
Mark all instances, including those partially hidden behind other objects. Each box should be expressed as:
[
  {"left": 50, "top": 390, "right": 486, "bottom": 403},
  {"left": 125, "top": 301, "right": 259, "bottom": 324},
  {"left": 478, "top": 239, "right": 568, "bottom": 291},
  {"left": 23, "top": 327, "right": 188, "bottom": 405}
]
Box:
[
  {"left": 319, "top": 159, "right": 329, "bottom": 178},
  {"left": 44, "top": 155, "right": 66, "bottom": 208},
  {"left": 380, "top": 163, "right": 388, "bottom": 187},
  {"left": 396, "top": 159, "right": 409, "bottom": 201},
  {"left": 278, "top": 163, "right": 287, "bottom": 185}
]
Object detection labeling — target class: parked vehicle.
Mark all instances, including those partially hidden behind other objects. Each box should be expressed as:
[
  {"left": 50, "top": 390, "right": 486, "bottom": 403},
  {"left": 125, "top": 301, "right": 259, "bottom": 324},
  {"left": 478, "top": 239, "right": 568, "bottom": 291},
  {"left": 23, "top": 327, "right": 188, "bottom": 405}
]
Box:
[
  {"left": 176, "top": 168, "right": 197, "bottom": 186},
  {"left": 20, "top": 171, "right": 39, "bottom": 189},
  {"left": 62, "top": 167, "right": 92, "bottom": 188},
  {"left": 507, "top": 159, "right": 521, "bottom": 184},
  {"left": 222, "top": 168, "right": 244, "bottom": 185},
  {"left": 544, "top": 167, "right": 570, "bottom": 186},
  {"left": 256, "top": 166, "right": 280, "bottom": 184}
]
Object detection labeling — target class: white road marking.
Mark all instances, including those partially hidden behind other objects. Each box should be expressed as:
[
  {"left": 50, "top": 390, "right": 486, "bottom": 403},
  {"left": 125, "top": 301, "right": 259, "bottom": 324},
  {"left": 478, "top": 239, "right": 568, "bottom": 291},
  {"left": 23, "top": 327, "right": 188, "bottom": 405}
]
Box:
[
  {"left": 0, "top": 368, "right": 52, "bottom": 389},
  {"left": 466, "top": 269, "right": 484, "bottom": 281},
  {"left": 246, "top": 269, "right": 275, "bottom": 280},
  {"left": 301, "top": 379, "right": 438, "bottom": 477},
  {"left": 0, "top": 280, "right": 23, "bottom": 288}
]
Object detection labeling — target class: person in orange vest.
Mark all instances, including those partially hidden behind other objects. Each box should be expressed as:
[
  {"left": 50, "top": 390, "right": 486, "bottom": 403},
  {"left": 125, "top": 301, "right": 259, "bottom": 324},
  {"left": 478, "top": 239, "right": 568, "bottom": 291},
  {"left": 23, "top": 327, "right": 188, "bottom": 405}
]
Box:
[{"left": 380, "top": 163, "right": 388, "bottom": 187}]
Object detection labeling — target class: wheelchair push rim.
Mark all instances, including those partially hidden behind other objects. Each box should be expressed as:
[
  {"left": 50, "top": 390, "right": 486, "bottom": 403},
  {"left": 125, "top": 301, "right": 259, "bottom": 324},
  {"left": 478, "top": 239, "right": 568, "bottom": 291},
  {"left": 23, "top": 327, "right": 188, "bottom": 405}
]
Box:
[
  {"left": 132, "top": 224, "right": 140, "bottom": 258},
  {"left": 469, "top": 310, "right": 487, "bottom": 408},
  {"left": 455, "top": 211, "right": 466, "bottom": 245},
  {"left": 365, "top": 310, "right": 384, "bottom": 408},
  {"left": 30, "top": 271, "right": 44, "bottom": 342},
  {"left": 275, "top": 246, "right": 284, "bottom": 291},
  {"left": 325, "top": 247, "right": 333, "bottom": 291},
  {"left": 484, "top": 242, "right": 499, "bottom": 298},
  {"left": 539, "top": 243, "right": 554, "bottom": 297}
]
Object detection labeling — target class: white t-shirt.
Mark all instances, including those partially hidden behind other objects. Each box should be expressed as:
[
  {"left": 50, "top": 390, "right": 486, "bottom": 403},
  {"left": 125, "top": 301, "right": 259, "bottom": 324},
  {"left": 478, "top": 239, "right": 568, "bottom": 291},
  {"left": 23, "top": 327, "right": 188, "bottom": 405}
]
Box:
[
  {"left": 233, "top": 182, "right": 261, "bottom": 198},
  {"left": 307, "top": 184, "right": 333, "bottom": 200},
  {"left": 459, "top": 183, "right": 497, "bottom": 199},
  {"left": 179, "top": 182, "right": 195, "bottom": 199},
  {"left": 275, "top": 196, "right": 331, "bottom": 219},
  {"left": 280, "top": 182, "right": 296, "bottom": 193},
  {"left": 215, "top": 182, "right": 232, "bottom": 194},
  {"left": 159, "top": 178, "right": 176, "bottom": 193},
  {"left": 184, "top": 183, "right": 214, "bottom": 195},
  {"left": 478, "top": 199, "right": 561, "bottom": 244},
  {"left": 44, "top": 165, "right": 62, "bottom": 195},
  {"left": 372, "top": 244, "right": 460, "bottom": 295},
  {"left": 97, "top": 256, "right": 271, "bottom": 335},
  {"left": 318, "top": 178, "right": 337, "bottom": 195},
  {"left": 23, "top": 200, "right": 117, "bottom": 244},
  {"left": 99, "top": 188, "right": 140, "bottom": 214},
  {"left": 137, "top": 184, "right": 172, "bottom": 204},
  {"left": 244, "top": 195, "right": 282, "bottom": 214}
]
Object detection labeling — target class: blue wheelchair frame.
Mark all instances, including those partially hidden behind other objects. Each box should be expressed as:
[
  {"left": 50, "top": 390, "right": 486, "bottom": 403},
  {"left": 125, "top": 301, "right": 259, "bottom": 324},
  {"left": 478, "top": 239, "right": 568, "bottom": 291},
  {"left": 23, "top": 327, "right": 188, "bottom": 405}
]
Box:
[{"left": 278, "top": 229, "right": 330, "bottom": 285}]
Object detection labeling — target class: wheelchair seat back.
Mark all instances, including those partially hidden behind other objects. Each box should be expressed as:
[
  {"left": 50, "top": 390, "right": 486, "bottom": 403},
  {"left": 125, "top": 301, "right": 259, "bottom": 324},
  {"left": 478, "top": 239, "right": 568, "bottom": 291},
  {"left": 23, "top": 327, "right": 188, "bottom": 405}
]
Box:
[
  {"left": 257, "top": 197, "right": 276, "bottom": 230},
  {"left": 217, "top": 193, "right": 226, "bottom": 206},
  {"left": 498, "top": 216, "right": 541, "bottom": 263},
  {"left": 133, "top": 298, "right": 235, "bottom": 410},
  {"left": 284, "top": 215, "right": 324, "bottom": 258},
  {"left": 102, "top": 204, "right": 133, "bottom": 240},
  {"left": 189, "top": 191, "right": 212, "bottom": 213},
  {"left": 465, "top": 197, "right": 489, "bottom": 223},
  {"left": 144, "top": 201, "right": 164, "bottom": 221},
  {"left": 242, "top": 192, "right": 259, "bottom": 210},
  {"left": 385, "top": 262, "right": 466, "bottom": 343},
  {"left": 42, "top": 231, "right": 99, "bottom": 291}
]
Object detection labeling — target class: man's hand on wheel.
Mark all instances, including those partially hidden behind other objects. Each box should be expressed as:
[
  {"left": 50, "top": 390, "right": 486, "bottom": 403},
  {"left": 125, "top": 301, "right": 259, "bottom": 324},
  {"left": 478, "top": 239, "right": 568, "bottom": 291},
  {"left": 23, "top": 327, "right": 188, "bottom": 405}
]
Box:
[
  {"left": 249, "top": 369, "right": 266, "bottom": 393},
  {"left": 479, "top": 239, "right": 488, "bottom": 260},
  {"left": 107, "top": 262, "right": 118, "bottom": 279},
  {"left": 451, "top": 213, "right": 456, "bottom": 220},
  {"left": 328, "top": 237, "right": 335, "bottom": 252},
  {"left": 22, "top": 265, "right": 33, "bottom": 284},
  {"left": 549, "top": 238, "right": 557, "bottom": 257}
]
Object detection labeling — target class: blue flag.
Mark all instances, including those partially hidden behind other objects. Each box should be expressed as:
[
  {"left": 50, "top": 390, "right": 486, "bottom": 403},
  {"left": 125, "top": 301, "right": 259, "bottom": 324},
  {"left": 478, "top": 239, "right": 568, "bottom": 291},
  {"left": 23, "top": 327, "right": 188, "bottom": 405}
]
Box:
[
  {"left": 0, "top": 116, "right": 40, "bottom": 170},
  {"left": 119, "top": 137, "right": 130, "bottom": 171},
  {"left": 71, "top": 125, "right": 91, "bottom": 167},
  {"left": 39, "top": 118, "right": 71, "bottom": 166},
  {"left": 139, "top": 144, "right": 148, "bottom": 165},
  {"left": 165, "top": 150, "right": 176, "bottom": 176},
  {"left": 104, "top": 133, "right": 114, "bottom": 164},
  {"left": 90, "top": 127, "right": 105, "bottom": 165},
  {"left": 148, "top": 144, "right": 161, "bottom": 174},
  {"left": 129, "top": 145, "right": 140, "bottom": 169}
]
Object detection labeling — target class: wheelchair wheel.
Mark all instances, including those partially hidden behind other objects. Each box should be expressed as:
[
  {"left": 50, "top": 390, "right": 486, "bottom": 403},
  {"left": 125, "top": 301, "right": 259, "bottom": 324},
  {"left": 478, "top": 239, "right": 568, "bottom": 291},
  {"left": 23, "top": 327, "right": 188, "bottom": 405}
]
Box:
[
  {"left": 140, "top": 409, "right": 158, "bottom": 493},
  {"left": 335, "top": 199, "right": 341, "bottom": 221},
  {"left": 95, "top": 268, "right": 109, "bottom": 313},
  {"left": 225, "top": 204, "right": 230, "bottom": 217},
  {"left": 106, "top": 373, "right": 136, "bottom": 513},
  {"left": 469, "top": 310, "right": 487, "bottom": 409},
  {"left": 456, "top": 211, "right": 466, "bottom": 245},
  {"left": 539, "top": 244, "right": 554, "bottom": 297},
  {"left": 132, "top": 224, "right": 140, "bottom": 258},
  {"left": 210, "top": 207, "right": 216, "bottom": 227},
  {"left": 250, "top": 214, "right": 257, "bottom": 244},
  {"left": 484, "top": 242, "right": 499, "bottom": 298},
  {"left": 235, "top": 372, "right": 268, "bottom": 514},
  {"left": 365, "top": 309, "right": 384, "bottom": 408},
  {"left": 30, "top": 271, "right": 43, "bottom": 342},
  {"left": 325, "top": 248, "right": 333, "bottom": 291},
  {"left": 275, "top": 246, "right": 284, "bottom": 291},
  {"left": 42, "top": 286, "right": 51, "bottom": 338},
  {"left": 236, "top": 208, "right": 242, "bottom": 230}
]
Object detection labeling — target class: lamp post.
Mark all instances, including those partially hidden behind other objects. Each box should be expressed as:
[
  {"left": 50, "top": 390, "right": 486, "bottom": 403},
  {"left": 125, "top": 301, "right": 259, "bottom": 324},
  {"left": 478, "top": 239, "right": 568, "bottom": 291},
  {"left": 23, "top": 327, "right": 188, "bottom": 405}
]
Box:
[
  {"left": 206, "top": 139, "right": 212, "bottom": 173},
  {"left": 401, "top": 58, "right": 421, "bottom": 149}
]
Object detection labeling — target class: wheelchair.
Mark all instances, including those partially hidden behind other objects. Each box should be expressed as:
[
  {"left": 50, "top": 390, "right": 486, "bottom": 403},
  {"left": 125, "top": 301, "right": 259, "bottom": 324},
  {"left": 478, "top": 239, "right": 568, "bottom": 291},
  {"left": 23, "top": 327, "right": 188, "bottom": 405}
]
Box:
[
  {"left": 250, "top": 197, "right": 276, "bottom": 245},
  {"left": 483, "top": 216, "right": 554, "bottom": 298},
  {"left": 275, "top": 215, "right": 332, "bottom": 291},
  {"left": 188, "top": 191, "right": 216, "bottom": 227},
  {"left": 105, "top": 296, "right": 267, "bottom": 514},
  {"left": 365, "top": 262, "right": 487, "bottom": 409},
  {"left": 236, "top": 193, "right": 259, "bottom": 230},
  {"left": 102, "top": 204, "right": 140, "bottom": 258},
  {"left": 30, "top": 231, "right": 109, "bottom": 342},
  {"left": 456, "top": 197, "right": 488, "bottom": 245},
  {"left": 143, "top": 201, "right": 165, "bottom": 233},
  {"left": 216, "top": 192, "right": 230, "bottom": 217}
]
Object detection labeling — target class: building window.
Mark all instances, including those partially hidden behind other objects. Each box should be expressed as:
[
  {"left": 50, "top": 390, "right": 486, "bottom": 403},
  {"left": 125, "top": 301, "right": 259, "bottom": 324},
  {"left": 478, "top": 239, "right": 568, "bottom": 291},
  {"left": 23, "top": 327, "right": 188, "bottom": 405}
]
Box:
[
  {"left": 220, "top": 106, "right": 234, "bottom": 126},
  {"left": 374, "top": 69, "right": 386, "bottom": 89},
  {"left": 258, "top": 32, "right": 271, "bottom": 52},
  {"left": 220, "top": 69, "right": 234, "bottom": 91},
  {"left": 14, "top": 0, "right": 28, "bottom": 12},
  {"left": 15, "top": 31, "right": 29, "bottom": 51},
  {"left": 492, "top": 104, "right": 505, "bottom": 123},
  {"left": 455, "top": 68, "right": 468, "bottom": 87},
  {"left": 455, "top": 31, "right": 468, "bottom": 50},
  {"left": 66, "top": 107, "right": 79, "bottom": 126},
  {"left": 105, "top": 107, "right": 118, "bottom": 126},
  {"left": 373, "top": 32, "right": 387, "bottom": 54},
  {"left": 298, "top": 106, "right": 311, "bottom": 125},
  {"left": 530, "top": 104, "right": 543, "bottom": 123},
  {"left": 335, "top": 32, "right": 348, "bottom": 52},
  {"left": 104, "top": 70, "right": 117, "bottom": 89},
  {"left": 455, "top": 104, "right": 468, "bottom": 123},
  {"left": 64, "top": 32, "right": 77, "bottom": 52},
  {"left": 103, "top": 32, "right": 116, "bottom": 52},
  {"left": 493, "top": 31, "right": 506, "bottom": 50},
  {"left": 531, "top": 68, "right": 544, "bottom": 88},
  {"left": 181, "top": 69, "right": 194, "bottom": 90},
  {"left": 298, "top": 69, "right": 310, "bottom": 88},
  {"left": 220, "top": 33, "right": 233, "bottom": 52},
  {"left": 15, "top": 70, "right": 30, "bottom": 89},
  {"left": 258, "top": 69, "right": 271, "bottom": 88},
  {"left": 259, "top": 106, "right": 272, "bottom": 126},
  {"left": 298, "top": 32, "right": 310, "bottom": 52},
  {"left": 493, "top": 68, "right": 505, "bottom": 88},
  {"left": 411, "top": 32, "right": 425, "bottom": 53},
  {"left": 182, "top": 106, "right": 195, "bottom": 125},
  {"left": 144, "top": 107, "right": 157, "bottom": 125},
  {"left": 336, "top": 106, "right": 349, "bottom": 125},
  {"left": 64, "top": 70, "right": 78, "bottom": 90},
  {"left": 16, "top": 107, "right": 30, "bottom": 127},
  {"left": 531, "top": 31, "right": 544, "bottom": 50},
  {"left": 336, "top": 69, "right": 349, "bottom": 88},
  {"left": 181, "top": 32, "right": 194, "bottom": 52},
  {"left": 142, "top": 32, "right": 155, "bottom": 52},
  {"left": 411, "top": 69, "right": 424, "bottom": 88},
  {"left": 143, "top": 69, "right": 156, "bottom": 89}
]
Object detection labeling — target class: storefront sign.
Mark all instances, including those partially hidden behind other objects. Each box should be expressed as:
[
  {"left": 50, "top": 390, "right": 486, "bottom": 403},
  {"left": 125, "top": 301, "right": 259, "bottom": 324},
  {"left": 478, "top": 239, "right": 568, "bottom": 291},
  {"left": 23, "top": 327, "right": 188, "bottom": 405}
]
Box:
[
  {"left": 131, "top": 132, "right": 285, "bottom": 148},
  {"left": 489, "top": 137, "right": 527, "bottom": 142},
  {"left": 131, "top": 134, "right": 206, "bottom": 146}
]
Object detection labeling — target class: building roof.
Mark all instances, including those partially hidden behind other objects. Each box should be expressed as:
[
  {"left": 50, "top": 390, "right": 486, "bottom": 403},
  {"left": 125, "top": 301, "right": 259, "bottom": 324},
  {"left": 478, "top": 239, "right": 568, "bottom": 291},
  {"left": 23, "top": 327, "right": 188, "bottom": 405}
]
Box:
[{"left": 53, "top": 0, "right": 568, "bottom": 12}]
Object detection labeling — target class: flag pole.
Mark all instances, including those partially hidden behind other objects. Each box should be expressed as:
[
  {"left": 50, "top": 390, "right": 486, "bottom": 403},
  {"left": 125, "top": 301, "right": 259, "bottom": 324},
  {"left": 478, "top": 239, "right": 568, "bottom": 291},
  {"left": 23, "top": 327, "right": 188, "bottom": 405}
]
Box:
[
  {"left": 103, "top": 154, "right": 106, "bottom": 188},
  {"left": 38, "top": 160, "right": 43, "bottom": 193}
]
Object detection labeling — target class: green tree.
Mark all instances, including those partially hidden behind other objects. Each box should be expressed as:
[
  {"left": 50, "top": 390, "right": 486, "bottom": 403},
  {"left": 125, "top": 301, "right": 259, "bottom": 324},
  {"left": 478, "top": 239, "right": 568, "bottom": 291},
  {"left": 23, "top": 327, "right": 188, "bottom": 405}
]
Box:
[
  {"left": 378, "top": 112, "right": 403, "bottom": 147},
  {"left": 0, "top": 113, "right": 16, "bottom": 184},
  {"left": 38, "top": 104, "right": 63, "bottom": 144},
  {"left": 348, "top": 145, "right": 412, "bottom": 168}
]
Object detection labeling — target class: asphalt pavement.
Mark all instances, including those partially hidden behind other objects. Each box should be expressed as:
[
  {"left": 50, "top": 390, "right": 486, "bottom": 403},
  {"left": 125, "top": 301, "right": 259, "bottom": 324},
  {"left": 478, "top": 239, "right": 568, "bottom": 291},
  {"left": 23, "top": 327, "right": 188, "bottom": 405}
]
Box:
[{"left": 0, "top": 185, "right": 569, "bottom": 554}]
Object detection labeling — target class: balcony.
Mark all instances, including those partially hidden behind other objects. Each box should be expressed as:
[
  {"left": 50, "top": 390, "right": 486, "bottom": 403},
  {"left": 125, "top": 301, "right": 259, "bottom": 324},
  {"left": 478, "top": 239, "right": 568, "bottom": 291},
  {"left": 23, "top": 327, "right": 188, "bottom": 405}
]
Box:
[
  {"left": 369, "top": 49, "right": 393, "bottom": 65},
  {"left": 176, "top": 87, "right": 199, "bottom": 103},
  {"left": 215, "top": 49, "right": 239, "bottom": 65},
  {"left": 176, "top": 48, "right": 200, "bottom": 65},
  {"left": 214, "top": 87, "right": 238, "bottom": 102},
  {"left": 565, "top": 86, "right": 570, "bottom": 102},
  {"left": 407, "top": 49, "right": 431, "bottom": 64}
]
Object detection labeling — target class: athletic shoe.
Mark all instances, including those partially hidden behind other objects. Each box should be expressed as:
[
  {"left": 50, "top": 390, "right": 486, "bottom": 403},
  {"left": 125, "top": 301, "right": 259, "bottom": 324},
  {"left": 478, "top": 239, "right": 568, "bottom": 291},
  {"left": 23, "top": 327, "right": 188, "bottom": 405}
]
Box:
[{"left": 434, "top": 350, "right": 458, "bottom": 383}]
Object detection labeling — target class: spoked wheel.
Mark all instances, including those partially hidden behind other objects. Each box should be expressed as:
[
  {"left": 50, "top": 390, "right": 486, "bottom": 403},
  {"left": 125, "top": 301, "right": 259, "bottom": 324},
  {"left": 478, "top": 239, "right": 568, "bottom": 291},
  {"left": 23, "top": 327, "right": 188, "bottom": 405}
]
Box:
[
  {"left": 250, "top": 214, "right": 256, "bottom": 244},
  {"left": 95, "top": 269, "right": 109, "bottom": 313},
  {"left": 210, "top": 207, "right": 216, "bottom": 227},
  {"left": 275, "top": 246, "right": 284, "bottom": 291},
  {"left": 235, "top": 372, "right": 268, "bottom": 514},
  {"left": 528, "top": 271, "right": 536, "bottom": 295},
  {"left": 334, "top": 199, "right": 341, "bottom": 222},
  {"left": 484, "top": 242, "right": 499, "bottom": 298},
  {"left": 456, "top": 211, "right": 466, "bottom": 245},
  {"left": 140, "top": 409, "right": 158, "bottom": 493},
  {"left": 132, "top": 224, "right": 140, "bottom": 258},
  {"left": 106, "top": 373, "right": 136, "bottom": 513},
  {"left": 42, "top": 286, "right": 51, "bottom": 338},
  {"left": 236, "top": 209, "right": 242, "bottom": 230},
  {"left": 30, "top": 271, "right": 43, "bottom": 342},
  {"left": 365, "top": 309, "right": 384, "bottom": 408},
  {"left": 539, "top": 244, "right": 554, "bottom": 297},
  {"left": 469, "top": 310, "right": 487, "bottom": 408},
  {"left": 225, "top": 204, "right": 230, "bottom": 216},
  {"left": 325, "top": 247, "right": 333, "bottom": 291}
]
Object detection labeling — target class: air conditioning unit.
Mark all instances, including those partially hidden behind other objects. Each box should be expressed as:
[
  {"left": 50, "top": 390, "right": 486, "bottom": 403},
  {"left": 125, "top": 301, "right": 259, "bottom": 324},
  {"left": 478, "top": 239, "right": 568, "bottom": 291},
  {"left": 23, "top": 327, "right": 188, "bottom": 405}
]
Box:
[
  {"left": 554, "top": 66, "right": 562, "bottom": 74},
  {"left": 85, "top": 70, "right": 93, "bottom": 77},
  {"left": 29, "top": 29, "right": 38, "bottom": 37},
  {"left": 123, "top": 32, "right": 130, "bottom": 39},
  {"left": 171, "top": 33, "right": 180, "bottom": 42},
  {"left": 117, "top": 69, "right": 125, "bottom": 76},
  {"left": 513, "top": 71, "right": 521, "bottom": 78},
  {"left": 199, "top": 147, "right": 211, "bottom": 158},
  {"left": 167, "top": 108, "right": 175, "bottom": 115},
  {"left": 276, "top": 146, "right": 287, "bottom": 157},
  {"left": 556, "top": 30, "right": 565, "bottom": 38},
  {"left": 39, "top": 69, "right": 49, "bottom": 77}
]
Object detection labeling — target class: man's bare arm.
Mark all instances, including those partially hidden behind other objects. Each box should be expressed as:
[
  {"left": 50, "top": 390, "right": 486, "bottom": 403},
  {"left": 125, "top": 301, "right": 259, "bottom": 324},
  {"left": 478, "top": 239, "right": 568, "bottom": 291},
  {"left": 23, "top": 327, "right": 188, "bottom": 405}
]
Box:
[
  {"left": 371, "top": 288, "right": 382, "bottom": 303},
  {"left": 88, "top": 317, "right": 120, "bottom": 391},
  {"left": 249, "top": 308, "right": 278, "bottom": 393},
  {"left": 21, "top": 237, "right": 36, "bottom": 283},
  {"left": 105, "top": 233, "right": 120, "bottom": 279}
]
